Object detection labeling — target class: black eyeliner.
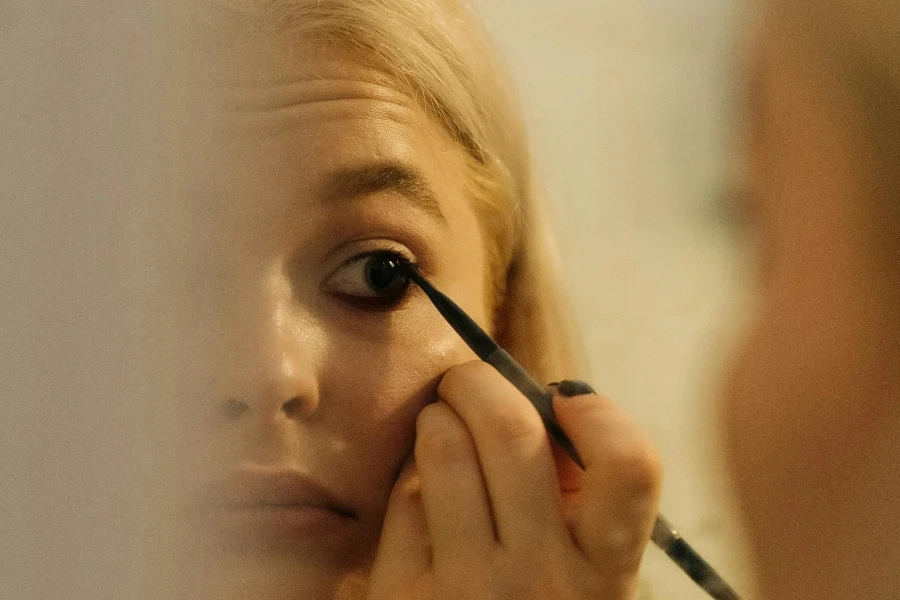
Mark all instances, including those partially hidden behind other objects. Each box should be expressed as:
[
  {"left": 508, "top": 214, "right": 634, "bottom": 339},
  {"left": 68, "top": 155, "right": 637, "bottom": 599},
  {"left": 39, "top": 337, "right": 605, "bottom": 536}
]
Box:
[{"left": 399, "top": 261, "right": 742, "bottom": 600}]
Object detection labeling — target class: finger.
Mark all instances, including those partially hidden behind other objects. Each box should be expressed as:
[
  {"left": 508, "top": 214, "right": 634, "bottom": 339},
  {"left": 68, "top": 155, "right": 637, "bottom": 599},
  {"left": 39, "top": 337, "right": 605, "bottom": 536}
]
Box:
[
  {"left": 437, "top": 361, "right": 567, "bottom": 549},
  {"left": 551, "top": 442, "right": 585, "bottom": 526},
  {"left": 547, "top": 383, "right": 586, "bottom": 498},
  {"left": 369, "top": 456, "right": 431, "bottom": 596},
  {"left": 414, "top": 401, "right": 496, "bottom": 567},
  {"left": 553, "top": 388, "right": 663, "bottom": 575}
]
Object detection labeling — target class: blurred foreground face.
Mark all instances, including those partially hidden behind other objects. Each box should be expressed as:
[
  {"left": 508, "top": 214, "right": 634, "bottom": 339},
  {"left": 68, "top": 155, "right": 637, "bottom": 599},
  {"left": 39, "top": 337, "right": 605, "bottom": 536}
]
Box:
[
  {"left": 178, "top": 33, "right": 489, "bottom": 600},
  {"left": 722, "top": 6, "right": 900, "bottom": 600}
]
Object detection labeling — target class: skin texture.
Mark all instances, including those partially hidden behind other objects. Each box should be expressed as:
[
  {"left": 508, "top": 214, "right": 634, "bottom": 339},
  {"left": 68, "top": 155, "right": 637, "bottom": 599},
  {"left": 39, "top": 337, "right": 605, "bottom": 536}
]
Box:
[
  {"left": 187, "top": 38, "right": 489, "bottom": 599},
  {"left": 721, "top": 6, "right": 900, "bottom": 600},
  {"left": 183, "top": 36, "right": 662, "bottom": 600}
]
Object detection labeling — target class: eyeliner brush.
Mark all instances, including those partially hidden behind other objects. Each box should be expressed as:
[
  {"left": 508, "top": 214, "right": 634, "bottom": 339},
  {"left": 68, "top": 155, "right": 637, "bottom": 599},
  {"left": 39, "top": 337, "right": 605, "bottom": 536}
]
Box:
[
  {"left": 399, "top": 262, "right": 742, "bottom": 600},
  {"left": 400, "top": 263, "right": 584, "bottom": 468}
]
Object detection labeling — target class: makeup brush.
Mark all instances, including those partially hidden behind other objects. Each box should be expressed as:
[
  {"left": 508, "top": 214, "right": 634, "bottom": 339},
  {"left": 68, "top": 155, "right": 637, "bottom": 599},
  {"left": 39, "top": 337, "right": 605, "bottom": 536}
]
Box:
[
  {"left": 395, "top": 260, "right": 742, "bottom": 600},
  {"left": 398, "top": 262, "right": 584, "bottom": 467}
]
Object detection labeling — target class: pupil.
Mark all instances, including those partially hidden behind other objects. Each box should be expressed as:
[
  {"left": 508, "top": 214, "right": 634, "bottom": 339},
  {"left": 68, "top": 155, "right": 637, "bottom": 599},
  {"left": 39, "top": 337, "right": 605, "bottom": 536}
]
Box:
[{"left": 367, "top": 257, "right": 400, "bottom": 291}]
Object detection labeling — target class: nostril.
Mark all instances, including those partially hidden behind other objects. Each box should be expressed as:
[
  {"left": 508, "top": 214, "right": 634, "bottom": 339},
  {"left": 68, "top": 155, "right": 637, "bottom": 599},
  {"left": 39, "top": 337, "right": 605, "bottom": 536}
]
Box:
[
  {"left": 218, "top": 398, "right": 250, "bottom": 423},
  {"left": 281, "top": 396, "right": 305, "bottom": 419}
]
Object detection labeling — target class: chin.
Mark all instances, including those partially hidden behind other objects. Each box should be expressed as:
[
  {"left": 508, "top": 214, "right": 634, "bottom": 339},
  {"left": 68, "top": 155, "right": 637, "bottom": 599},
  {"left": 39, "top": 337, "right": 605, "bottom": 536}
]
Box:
[
  {"left": 180, "top": 487, "right": 381, "bottom": 598},
  {"left": 174, "top": 512, "right": 377, "bottom": 600},
  {"left": 185, "top": 547, "right": 371, "bottom": 600}
]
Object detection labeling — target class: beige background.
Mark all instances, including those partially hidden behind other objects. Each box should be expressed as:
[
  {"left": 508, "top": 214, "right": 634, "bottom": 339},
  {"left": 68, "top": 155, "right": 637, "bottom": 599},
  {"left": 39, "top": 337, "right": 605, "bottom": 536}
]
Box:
[
  {"left": 471, "top": 1, "right": 754, "bottom": 598},
  {"left": 1, "top": 4, "right": 195, "bottom": 598}
]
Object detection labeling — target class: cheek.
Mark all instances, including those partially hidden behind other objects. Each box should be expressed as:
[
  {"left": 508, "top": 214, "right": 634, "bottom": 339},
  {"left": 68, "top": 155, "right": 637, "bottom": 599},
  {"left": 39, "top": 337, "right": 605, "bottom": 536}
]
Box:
[
  {"left": 720, "top": 319, "right": 777, "bottom": 496},
  {"left": 722, "top": 282, "right": 846, "bottom": 470},
  {"left": 323, "top": 321, "right": 463, "bottom": 419},
  {"left": 719, "top": 257, "right": 877, "bottom": 524},
  {"left": 717, "top": 295, "right": 831, "bottom": 581},
  {"left": 316, "top": 310, "right": 473, "bottom": 504}
]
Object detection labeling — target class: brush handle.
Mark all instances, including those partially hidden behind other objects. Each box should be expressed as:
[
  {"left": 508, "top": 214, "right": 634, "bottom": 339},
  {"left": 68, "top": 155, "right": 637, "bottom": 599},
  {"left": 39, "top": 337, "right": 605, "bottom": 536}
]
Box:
[
  {"left": 652, "top": 515, "right": 742, "bottom": 600},
  {"left": 485, "top": 348, "right": 586, "bottom": 469}
]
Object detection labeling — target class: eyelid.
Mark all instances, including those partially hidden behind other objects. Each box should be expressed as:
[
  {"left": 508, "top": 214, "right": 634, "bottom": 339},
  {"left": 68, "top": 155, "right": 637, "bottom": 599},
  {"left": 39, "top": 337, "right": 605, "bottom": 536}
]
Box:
[{"left": 326, "top": 242, "right": 415, "bottom": 278}]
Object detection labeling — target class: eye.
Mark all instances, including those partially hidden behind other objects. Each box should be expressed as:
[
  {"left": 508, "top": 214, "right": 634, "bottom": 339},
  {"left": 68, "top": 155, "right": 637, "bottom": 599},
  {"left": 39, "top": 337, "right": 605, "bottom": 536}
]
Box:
[{"left": 324, "top": 251, "right": 412, "bottom": 306}]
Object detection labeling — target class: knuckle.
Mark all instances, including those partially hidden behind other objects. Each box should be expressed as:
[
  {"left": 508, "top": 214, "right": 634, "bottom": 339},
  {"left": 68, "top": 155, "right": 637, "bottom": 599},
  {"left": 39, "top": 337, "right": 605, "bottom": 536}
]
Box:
[
  {"left": 612, "top": 440, "right": 664, "bottom": 498},
  {"left": 414, "top": 405, "right": 469, "bottom": 465}
]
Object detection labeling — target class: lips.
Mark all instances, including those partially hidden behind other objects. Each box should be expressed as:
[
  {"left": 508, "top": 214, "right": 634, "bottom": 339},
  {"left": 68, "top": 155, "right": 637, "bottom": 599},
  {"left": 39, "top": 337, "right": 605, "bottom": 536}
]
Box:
[{"left": 199, "top": 465, "right": 359, "bottom": 542}]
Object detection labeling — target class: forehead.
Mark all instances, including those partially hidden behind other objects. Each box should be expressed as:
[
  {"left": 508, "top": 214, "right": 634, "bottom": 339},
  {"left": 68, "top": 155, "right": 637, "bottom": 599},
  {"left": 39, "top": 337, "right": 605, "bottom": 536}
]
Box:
[
  {"left": 206, "top": 36, "right": 441, "bottom": 149},
  {"left": 192, "top": 35, "right": 472, "bottom": 234}
]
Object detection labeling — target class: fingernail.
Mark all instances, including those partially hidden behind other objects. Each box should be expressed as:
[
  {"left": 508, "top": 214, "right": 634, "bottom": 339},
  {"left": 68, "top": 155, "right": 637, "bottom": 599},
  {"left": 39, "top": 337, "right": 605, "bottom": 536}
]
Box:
[
  {"left": 548, "top": 382, "right": 560, "bottom": 387},
  {"left": 557, "top": 380, "right": 595, "bottom": 397}
]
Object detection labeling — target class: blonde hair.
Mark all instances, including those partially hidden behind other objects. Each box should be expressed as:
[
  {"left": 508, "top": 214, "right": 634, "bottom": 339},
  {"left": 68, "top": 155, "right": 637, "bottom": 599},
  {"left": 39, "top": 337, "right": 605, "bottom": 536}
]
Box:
[{"left": 205, "top": 0, "right": 585, "bottom": 382}]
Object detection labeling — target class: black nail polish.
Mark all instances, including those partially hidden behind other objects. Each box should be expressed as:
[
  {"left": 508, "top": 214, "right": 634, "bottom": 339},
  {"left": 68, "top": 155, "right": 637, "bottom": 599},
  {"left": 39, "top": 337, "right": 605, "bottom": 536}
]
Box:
[
  {"left": 547, "top": 382, "right": 560, "bottom": 387},
  {"left": 557, "top": 380, "right": 595, "bottom": 397}
]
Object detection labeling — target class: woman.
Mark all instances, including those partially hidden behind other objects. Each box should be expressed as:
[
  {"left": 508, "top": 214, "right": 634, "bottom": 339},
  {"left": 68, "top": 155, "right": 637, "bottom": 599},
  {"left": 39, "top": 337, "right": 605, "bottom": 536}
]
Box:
[
  {"left": 723, "top": 1, "right": 900, "bottom": 600},
  {"left": 177, "top": 1, "right": 662, "bottom": 599}
]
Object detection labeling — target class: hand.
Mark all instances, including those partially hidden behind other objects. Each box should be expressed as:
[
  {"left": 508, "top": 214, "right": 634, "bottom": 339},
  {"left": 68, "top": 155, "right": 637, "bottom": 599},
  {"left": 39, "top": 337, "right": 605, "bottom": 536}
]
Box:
[{"left": 368, "top": 361, "right": 663, "bottom": 600}]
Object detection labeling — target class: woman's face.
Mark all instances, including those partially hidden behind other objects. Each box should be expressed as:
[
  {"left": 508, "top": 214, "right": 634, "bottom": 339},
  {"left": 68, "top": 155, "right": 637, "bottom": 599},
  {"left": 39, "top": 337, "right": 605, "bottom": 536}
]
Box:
[
  {"left": 184, "top": 36, "right": 489, "bottom": 598},
  {"left": 721, "top": 10, "right": 900, "bottom": 600}
]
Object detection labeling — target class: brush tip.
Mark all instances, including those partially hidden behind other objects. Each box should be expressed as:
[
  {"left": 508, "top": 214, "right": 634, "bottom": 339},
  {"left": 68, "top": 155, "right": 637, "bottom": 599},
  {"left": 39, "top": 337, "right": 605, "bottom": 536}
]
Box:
[{"left": 396, "top": 259, "right": 424, "bottom": 284}]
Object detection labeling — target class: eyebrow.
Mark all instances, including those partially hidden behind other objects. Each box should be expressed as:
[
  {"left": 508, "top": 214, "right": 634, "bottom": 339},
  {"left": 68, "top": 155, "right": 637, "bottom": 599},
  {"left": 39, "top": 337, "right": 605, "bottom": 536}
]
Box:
[{"left": 320, "top": 162, "right": 448, "bottom": 225}]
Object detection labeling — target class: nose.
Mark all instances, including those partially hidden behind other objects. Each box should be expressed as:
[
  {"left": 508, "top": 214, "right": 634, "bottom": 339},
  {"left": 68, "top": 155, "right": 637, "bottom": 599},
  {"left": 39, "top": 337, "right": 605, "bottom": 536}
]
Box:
[
  {"left": 227, "top": 337, "right": 321, "bottom": 423},
  {"left": 212, "top": 312, "right": 322, "bottom": 465},
  {"left": 217, "top": 380, "right": 317, "bottom": 425},
  {"left": 213, "top": 271, "right": 323, "bottom": 432}
]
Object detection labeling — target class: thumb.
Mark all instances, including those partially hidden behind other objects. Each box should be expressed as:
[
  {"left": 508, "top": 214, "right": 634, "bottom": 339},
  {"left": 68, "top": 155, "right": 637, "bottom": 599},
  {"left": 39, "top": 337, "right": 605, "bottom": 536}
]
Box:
[{"left": 368, "top": 455, "right": 431, "bottom": 600}]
